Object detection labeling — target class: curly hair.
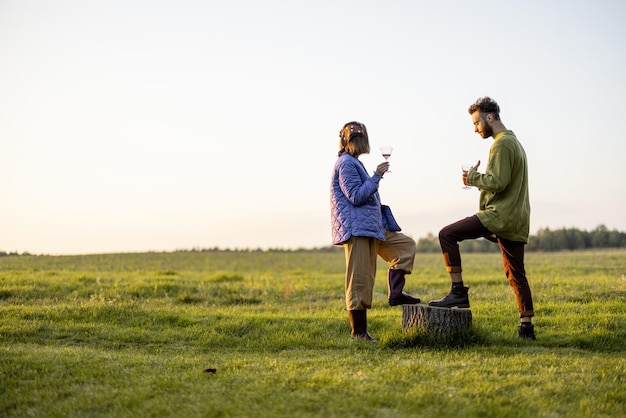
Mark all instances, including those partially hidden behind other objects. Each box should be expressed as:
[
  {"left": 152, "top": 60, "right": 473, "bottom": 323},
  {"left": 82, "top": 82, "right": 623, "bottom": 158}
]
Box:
[{"left": 468, "top": 97, "right": 500, "bottom": 120}]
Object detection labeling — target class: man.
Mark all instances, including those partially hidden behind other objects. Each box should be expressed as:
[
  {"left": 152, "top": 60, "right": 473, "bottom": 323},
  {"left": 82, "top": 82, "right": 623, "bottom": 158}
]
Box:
[{"left": 429, "top": 97, "right": 536, "bottom": 340}]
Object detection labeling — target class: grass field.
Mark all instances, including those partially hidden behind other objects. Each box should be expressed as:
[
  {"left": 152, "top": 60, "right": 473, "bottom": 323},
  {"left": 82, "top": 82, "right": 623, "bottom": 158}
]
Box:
[{"left": 1, "top": 249, "right": 625, "bottom": 417}]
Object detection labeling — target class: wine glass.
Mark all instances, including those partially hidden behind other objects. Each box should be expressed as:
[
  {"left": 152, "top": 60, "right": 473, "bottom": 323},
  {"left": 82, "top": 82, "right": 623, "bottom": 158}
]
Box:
[
  {"left": 380, "top": 146, "right": 393, "bottom": 173},
  {"left": 461, "top": 163, "right": 473, "bottom": 189}
]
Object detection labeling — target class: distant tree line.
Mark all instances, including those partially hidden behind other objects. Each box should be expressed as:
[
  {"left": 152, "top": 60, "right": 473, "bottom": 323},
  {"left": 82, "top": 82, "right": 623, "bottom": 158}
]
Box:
[
  {"left": 0, "top": 251, "right": 32, "bottom": 257},
  {"left": 415, "top": 225, "right": 626, "bottom": 253},
  {"left": 2, "top": 225, "right": 625, "bottom": 256}
]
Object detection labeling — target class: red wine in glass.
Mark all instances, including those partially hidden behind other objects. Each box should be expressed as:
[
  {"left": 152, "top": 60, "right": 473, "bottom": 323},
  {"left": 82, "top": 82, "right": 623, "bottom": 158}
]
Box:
[{"left": 380, "top": 146, "right": 393, "bottom": 173}]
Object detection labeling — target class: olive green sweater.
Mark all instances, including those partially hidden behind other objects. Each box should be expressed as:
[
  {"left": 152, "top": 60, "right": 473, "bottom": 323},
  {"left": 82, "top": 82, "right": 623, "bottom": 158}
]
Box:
[{"left": 467, "top": 130, "right": 530, "bottom": 243}]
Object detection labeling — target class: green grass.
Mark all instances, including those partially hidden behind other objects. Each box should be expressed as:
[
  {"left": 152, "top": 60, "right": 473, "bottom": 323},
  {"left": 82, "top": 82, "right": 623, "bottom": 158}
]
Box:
[{"left": 1, "top": 250, "right": 625, "bottom": 417}]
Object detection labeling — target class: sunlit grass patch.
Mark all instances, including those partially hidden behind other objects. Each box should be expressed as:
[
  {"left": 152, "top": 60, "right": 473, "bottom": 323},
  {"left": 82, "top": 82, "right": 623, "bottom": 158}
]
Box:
[{"left": 1, "top": 250, "right": 625, "bottom": 417}]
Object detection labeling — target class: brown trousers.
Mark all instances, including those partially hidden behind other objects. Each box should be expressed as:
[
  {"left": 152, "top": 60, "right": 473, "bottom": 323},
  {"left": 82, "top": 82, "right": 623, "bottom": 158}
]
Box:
[
  {"left": 439, "top": 215, "right": 535, "bottom": 318},
  {"left": 343, "top": 231, "right": 416, "bottom": 310}
]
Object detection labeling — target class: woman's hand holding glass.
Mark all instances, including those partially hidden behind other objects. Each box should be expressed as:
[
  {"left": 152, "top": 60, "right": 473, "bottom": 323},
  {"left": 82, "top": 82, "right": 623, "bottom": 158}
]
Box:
[{"left": 375, "top": 161, "right": 390, "bottom": 176}]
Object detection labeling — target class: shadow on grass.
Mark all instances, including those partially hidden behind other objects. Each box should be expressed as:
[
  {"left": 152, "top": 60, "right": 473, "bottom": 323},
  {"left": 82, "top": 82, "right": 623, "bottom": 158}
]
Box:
[
  {"left": 379, "top": 325, "right": 626, "bottom": 353},
  {"left": 538, "top": 329, "right": 626, "bottom": 353},
  {"left": 381, "top": 327, "right": 489, "bottom": 350}
]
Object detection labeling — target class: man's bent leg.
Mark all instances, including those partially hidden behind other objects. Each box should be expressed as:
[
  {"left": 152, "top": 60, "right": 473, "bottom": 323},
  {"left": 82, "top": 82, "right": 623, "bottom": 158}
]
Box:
[
  {"left": 439, "top": 216, "right": 491, "bottom": 273},
  {"left": 430, "top": 216, "right": 491, "bottom": 308}
]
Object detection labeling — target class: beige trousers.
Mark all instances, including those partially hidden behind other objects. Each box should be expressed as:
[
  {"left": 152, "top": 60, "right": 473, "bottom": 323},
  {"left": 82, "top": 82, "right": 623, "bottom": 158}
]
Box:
[{"left": 343, "top": 231, "right": 416, "bottom": 310}]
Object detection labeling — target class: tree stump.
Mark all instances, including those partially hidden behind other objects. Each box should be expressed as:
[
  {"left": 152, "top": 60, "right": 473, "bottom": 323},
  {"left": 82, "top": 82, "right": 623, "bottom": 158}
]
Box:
[{"left": 402, "top": 304, "right": 472, "bottom": 336}]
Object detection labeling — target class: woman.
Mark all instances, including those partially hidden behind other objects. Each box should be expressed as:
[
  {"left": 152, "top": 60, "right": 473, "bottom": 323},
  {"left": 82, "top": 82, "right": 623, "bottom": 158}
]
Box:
[{"left": 330, "top": 121, "right": 420, "bottom": 342}]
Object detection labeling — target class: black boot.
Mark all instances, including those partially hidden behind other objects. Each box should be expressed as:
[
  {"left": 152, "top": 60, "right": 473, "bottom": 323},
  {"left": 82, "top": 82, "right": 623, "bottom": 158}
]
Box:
[
  {"left": 518, "top": 323, "right": 536, "bottom": 340},
  {"left": 348, "top": 310, "right": 377, "bottom": 342},
  {"left": 388, "top": 269, "right": 420, "bottom": 306},
  {"left": 429, "top": 283, "right": 470, "bottom": 308}
]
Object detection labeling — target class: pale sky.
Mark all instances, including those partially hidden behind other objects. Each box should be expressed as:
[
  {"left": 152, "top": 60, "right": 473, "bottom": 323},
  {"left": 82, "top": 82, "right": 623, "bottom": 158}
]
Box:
[{"left": 1, "top": 0, "right": 625, "bottom": 255}]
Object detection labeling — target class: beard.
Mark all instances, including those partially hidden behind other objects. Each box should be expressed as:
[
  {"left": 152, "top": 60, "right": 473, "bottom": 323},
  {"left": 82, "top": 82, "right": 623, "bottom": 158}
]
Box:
[{"left": 481, "top": 123, "right": 494, "bottom": 138}]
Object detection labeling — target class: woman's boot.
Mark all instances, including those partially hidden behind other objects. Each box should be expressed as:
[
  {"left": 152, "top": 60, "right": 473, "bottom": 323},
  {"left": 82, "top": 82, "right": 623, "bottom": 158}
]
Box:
[
  {"left": 387, "top": 269, "right": 421, "bottom": 306},
  {"left": 348, "top": 310, "right": 377, "bottom": 342}
]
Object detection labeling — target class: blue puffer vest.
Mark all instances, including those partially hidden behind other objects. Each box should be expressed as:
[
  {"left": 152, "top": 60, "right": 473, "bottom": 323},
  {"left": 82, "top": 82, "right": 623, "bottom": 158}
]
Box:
[{"left": 330, "top": 153, "right": 394, "bottom": 245}]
